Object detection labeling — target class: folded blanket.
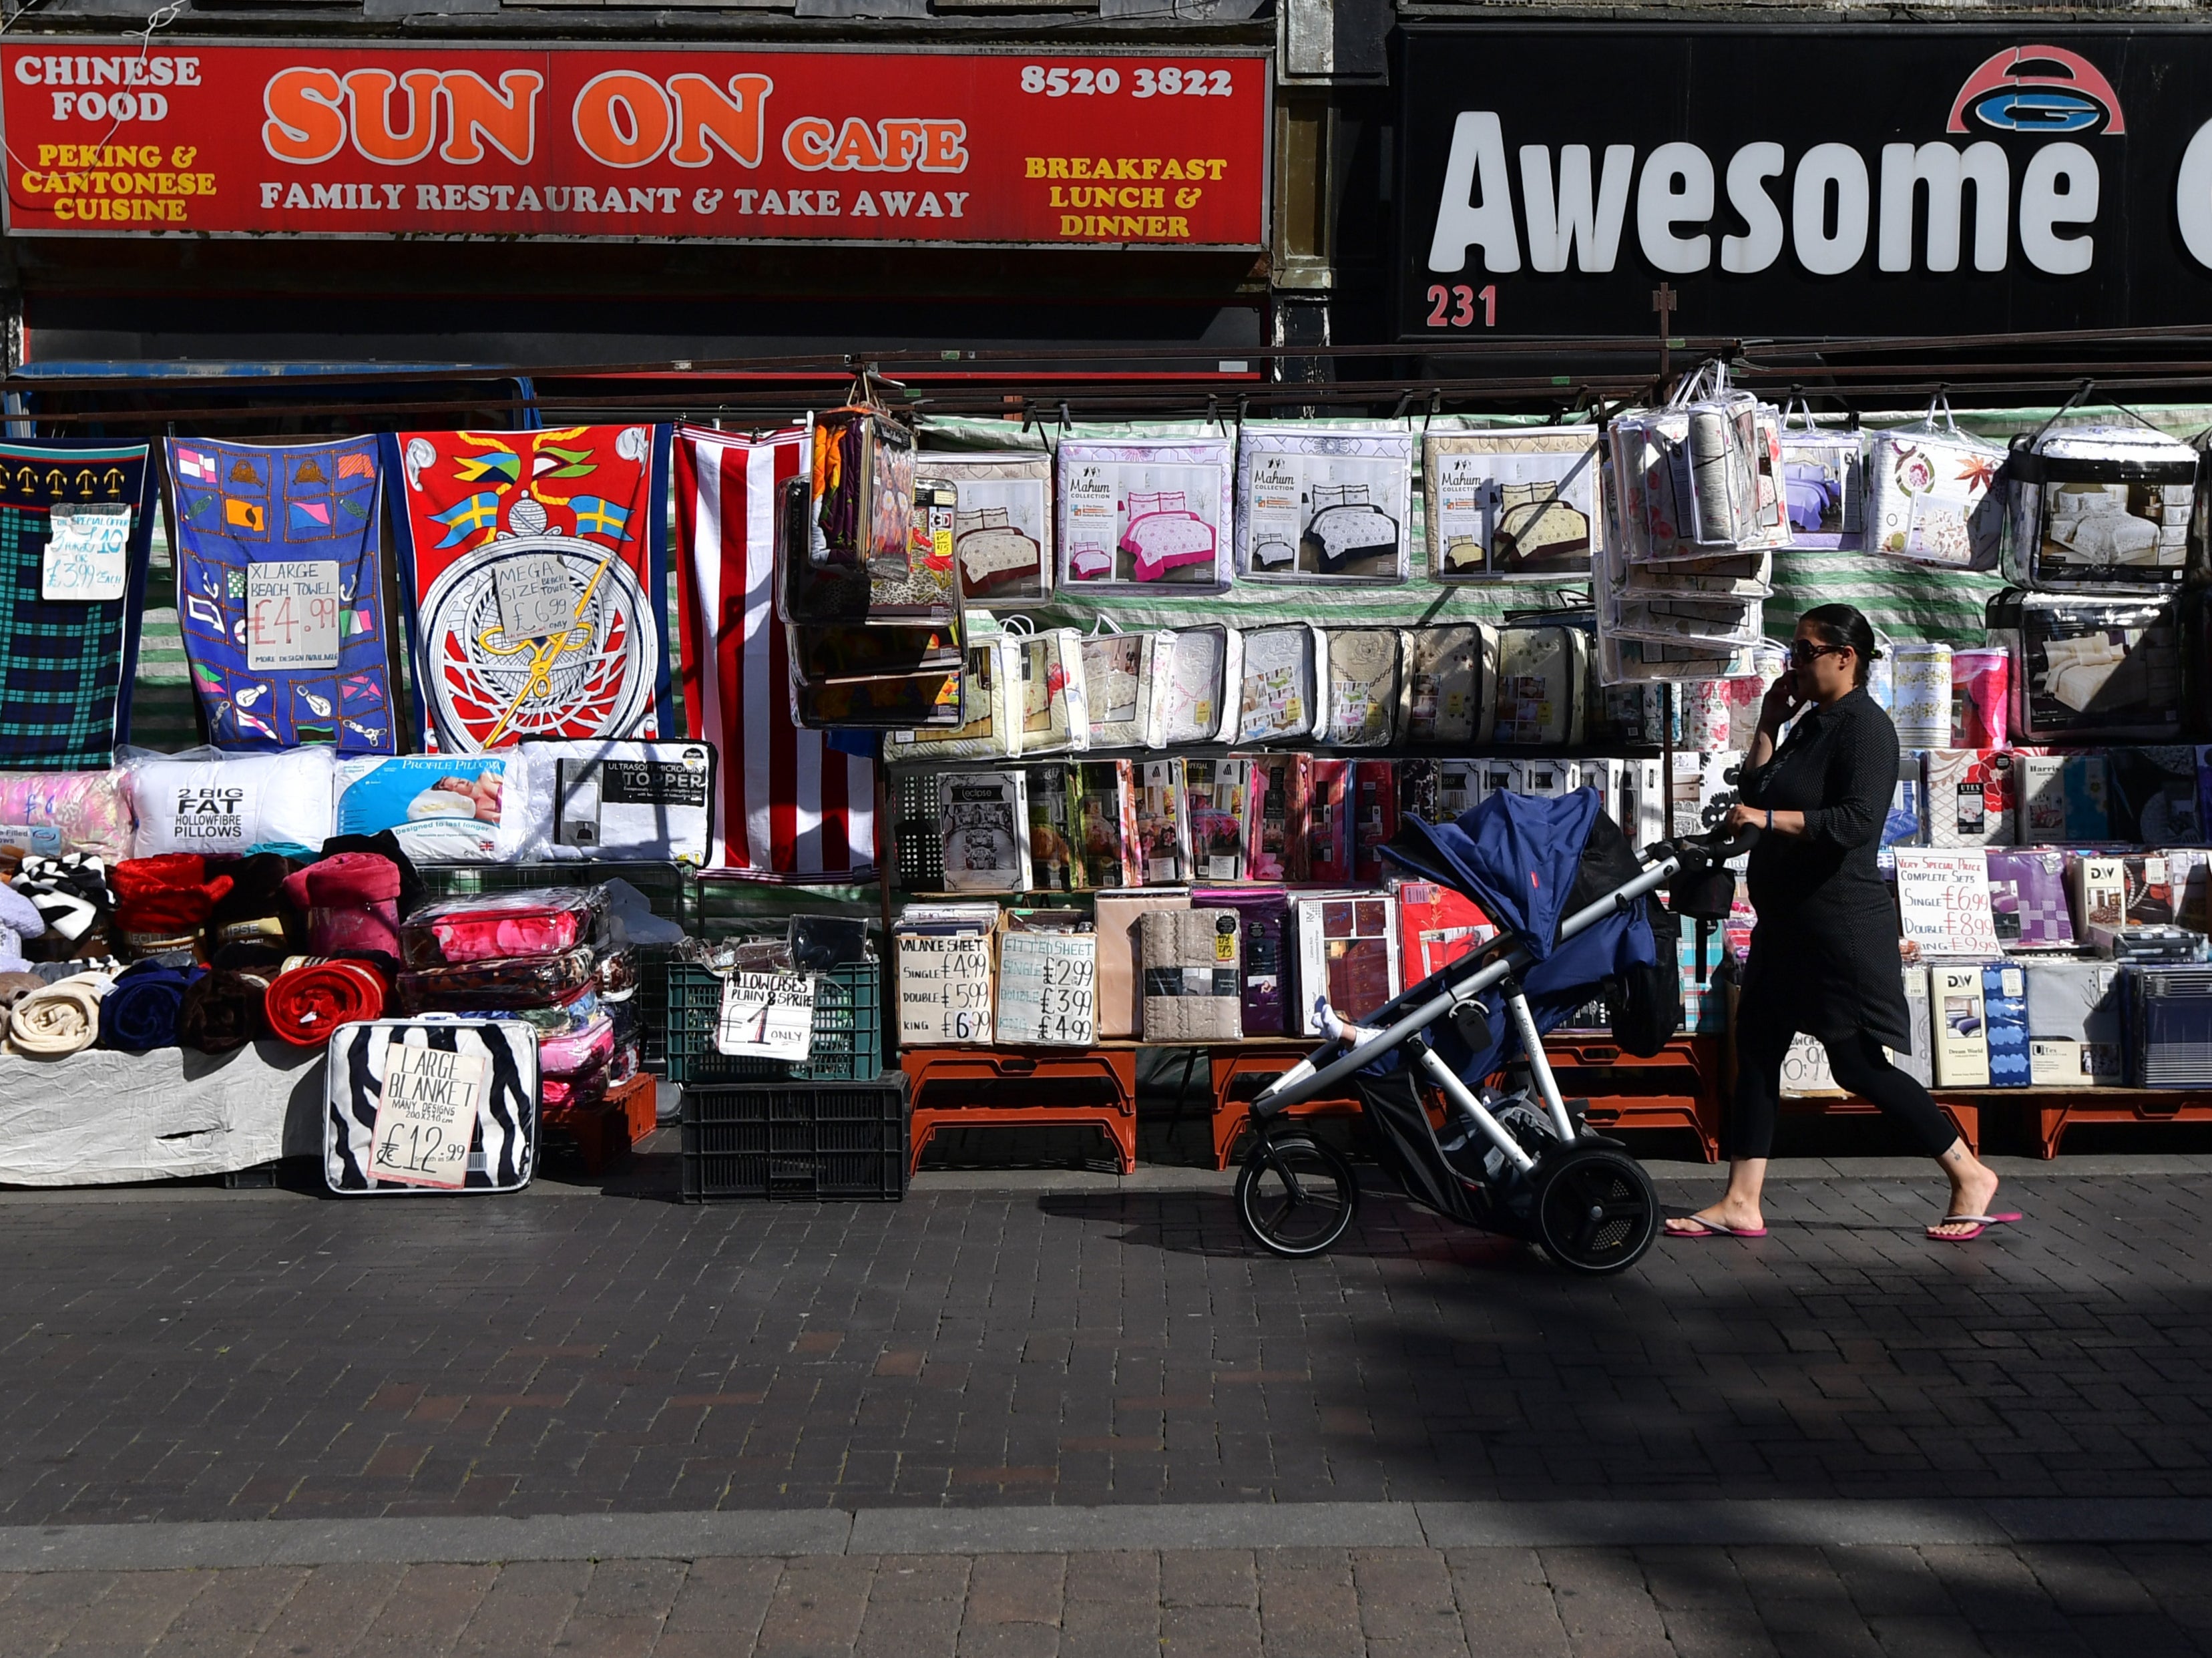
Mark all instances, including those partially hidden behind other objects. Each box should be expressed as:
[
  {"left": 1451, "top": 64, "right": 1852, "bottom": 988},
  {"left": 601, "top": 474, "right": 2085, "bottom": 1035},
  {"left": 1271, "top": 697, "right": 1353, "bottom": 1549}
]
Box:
[
  {"left": 212, "top": 940, "right": 291, "bottom": 976},
  {"left": 210, "top": 852, "right": 295, "bottom": 947},
  {"left": 539, "top": 1012, "right": 616, "bottom": 1079},
  {"left": 7, "top": 970, "right": 114, "bottom": 1057},
  {"left": 0, "top": 969, "right": 48, "bottom": 1008},
  {"left": 312, "top": 830, "right": 427, "bottom": 917},
  {"left": 397, "top": 946, "right": 599, "bottom": 1013},
  {"left": 542, "top": 1060, "right": 610, "bottom": 1114},
  {"left": 114, "top": 855, "right": 234, "bottom": 936},
  {"left": 98, "top": 958, "right": 204, "bottom": 1052},
  {"left": 402, "top": 888, "right": 604, "bottom": 968},
  {"left": 13, "top": 853, "right": 114, "bottom": 958},
  {"left": 121, "top": 929, "right": 206, "bottom": 964},
  {"left": 177, "top": 969, "right": 271, "bottom": 1054},
  {"left": 264, "top": 960, "right": 388, "bottom": 1047}
]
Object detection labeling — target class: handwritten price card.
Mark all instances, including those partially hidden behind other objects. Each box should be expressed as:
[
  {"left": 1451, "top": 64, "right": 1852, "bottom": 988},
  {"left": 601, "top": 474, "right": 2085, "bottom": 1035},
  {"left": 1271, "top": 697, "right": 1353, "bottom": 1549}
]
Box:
[
  {"left": 714, "top": 970, "right": 817, "bottom": 1061},
  {"left": 996, "top": 931, "right": 1096, "bottom": 1046},
  {"left": 369, "top": 1041, "right": 485, "bottom": 1189},
  {"left": 896, "top": 931, "right": 996, "bottom": 1045},
  {"left": 41, "top": 504, "right": 131, "bottom": 601},
  {"left": 1892, "top": 849, "right": 2002, "bottom": 960},
  {"left": 495, "top": 554, "right": 579, "bottom": 642},
  {"left": 246, "top": 560, "right": 342, "bottom": 670}
]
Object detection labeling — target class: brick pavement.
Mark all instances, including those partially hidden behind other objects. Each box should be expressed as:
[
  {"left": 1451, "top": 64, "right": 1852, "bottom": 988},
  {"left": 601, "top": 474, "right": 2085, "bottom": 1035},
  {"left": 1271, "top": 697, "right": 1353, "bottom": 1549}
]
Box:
[
  {"left": 1, "top": 1544, "right": 2209, "bottom": 1657},
  {"left": 0, "top": 1173, "right": 2206, "bottom": 1524}
]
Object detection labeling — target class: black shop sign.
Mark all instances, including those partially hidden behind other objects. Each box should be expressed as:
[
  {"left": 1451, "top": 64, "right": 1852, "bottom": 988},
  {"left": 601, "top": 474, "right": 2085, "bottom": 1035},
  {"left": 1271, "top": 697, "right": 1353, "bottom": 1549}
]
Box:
[{"left": 1397, "top": 25, "right": 2212, "bottom": 340}]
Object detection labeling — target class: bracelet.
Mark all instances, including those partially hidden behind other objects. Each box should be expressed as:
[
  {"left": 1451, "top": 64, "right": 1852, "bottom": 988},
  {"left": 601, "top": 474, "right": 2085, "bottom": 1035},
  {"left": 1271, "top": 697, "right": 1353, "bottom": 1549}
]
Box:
[{"left": 1765, "top": 809, "right": 1773, "bottom": 832}]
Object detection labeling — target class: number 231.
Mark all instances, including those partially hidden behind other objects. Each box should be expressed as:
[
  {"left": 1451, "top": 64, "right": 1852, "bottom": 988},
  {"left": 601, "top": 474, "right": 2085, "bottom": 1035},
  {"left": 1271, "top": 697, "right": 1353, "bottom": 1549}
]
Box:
[{"left": 1425, "top": 284, "right": 1496, "bottom": 329}]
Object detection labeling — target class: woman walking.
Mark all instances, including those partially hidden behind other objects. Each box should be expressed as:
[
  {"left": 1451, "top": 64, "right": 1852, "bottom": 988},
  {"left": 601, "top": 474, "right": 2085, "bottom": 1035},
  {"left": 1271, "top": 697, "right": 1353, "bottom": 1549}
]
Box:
[{"left": 1666, "top": 604, "right": 2017, "bottom": 1244}]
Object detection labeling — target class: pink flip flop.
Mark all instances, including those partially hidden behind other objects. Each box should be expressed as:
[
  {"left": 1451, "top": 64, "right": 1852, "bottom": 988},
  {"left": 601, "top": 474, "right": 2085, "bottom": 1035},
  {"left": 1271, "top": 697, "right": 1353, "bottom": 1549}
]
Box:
[
  {"left": 1926, "top": 1211, "right": 2023, "bottom": 1242},
  {"left": 1666, "top": 1217, "right": 1768, "bottom": 1239}
]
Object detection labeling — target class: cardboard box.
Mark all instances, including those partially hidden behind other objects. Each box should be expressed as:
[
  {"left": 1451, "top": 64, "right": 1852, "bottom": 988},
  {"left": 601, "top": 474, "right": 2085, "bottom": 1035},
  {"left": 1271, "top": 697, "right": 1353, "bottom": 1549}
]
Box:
[
  {"left": 1307, "top": 759, "right": 1354, "bottom": 885},
  {"left": 2024, "top": 958, "right": 2123, "bottom": 1083},
  {"left": 1092, "top": 889, "right": 1191, "bottom": 1039},
  {"left": 1924, "top": 749, "right": 2016, "bottom": 848},
  {"left": 1180, "top": 758, "right": 1250, "bottom": 885},
  {"left": 1074, "top": 760, "right": 1140, "bottom": 889},
  {"left": 1140, "top": 908, "right": 1243, "bottom": 1041},
  {"left": 1987, "top": 849, "right": 2075, "bottom": 949},
  {"left": 1891, "top": 966, "right": 1934, "bottom": 1086},
  {"left": 1134, "top": 760, "right": 1186, "bottom": 886},
  {"left": 2017, "top": 753, "right": 2108, "bottom": 841},
  {"left": 1351, "top": 760, "right": 1399, "bottom": 883},
  {"left": 2066, "top": 854, "right": 2129, "bottom": 950},
  {"left": 939, "top": 769, "right": 1032, "bottom": 893},
  {"left": 1931, "top": 964, "right": 1991, "bottom": 1087},
  {"left": 1395, "top": 880, "right": 1496, "bottom": 992}
]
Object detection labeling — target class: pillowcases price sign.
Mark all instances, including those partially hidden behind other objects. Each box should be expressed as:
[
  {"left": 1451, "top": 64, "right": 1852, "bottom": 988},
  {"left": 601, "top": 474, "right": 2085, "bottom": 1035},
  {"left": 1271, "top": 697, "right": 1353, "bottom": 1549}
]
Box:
[
  {"left": 714, "top": 972, "right": 818, "bottom": 1062},
  {"left": 369, "top": 1041, "right": 487, "bottom": 1189}
]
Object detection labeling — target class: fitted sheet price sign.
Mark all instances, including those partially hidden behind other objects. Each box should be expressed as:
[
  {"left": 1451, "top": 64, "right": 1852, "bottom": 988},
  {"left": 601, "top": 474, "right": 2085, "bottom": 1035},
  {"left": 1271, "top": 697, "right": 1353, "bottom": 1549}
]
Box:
[
  {"left": 714, "top": 971, "right": 817, "bottom": 1061},
  {"left": 246, "top": 559, "right": 343, "bottom": 670},
  {"left": 1893, "top": 849, "right": 2003, "bottom": 960},
  {"left": 41, "top": 504, "right": 131, "bottom": 601},
  {"left": 995, "top": 932, "right": 1096, "bottom": 1046},
  {"left": 369, "top": 1042, "right": 485, "bottom": 1189},
  {"left": 896, "top": 932, "right": 996, "bottom": 1044}
]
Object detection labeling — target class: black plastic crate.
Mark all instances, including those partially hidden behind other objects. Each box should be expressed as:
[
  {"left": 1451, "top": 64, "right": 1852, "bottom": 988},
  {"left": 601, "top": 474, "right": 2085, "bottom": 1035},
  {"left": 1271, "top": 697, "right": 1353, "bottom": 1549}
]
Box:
[
  {"left": 680, "top": 1076, "right": 909, "bottom": 1201},
  {"left": 893, "top": 772, "right": 944, "bottom": 891},
  {"left": 664, "top": 961, "right": 883, "bottom": 1084}
]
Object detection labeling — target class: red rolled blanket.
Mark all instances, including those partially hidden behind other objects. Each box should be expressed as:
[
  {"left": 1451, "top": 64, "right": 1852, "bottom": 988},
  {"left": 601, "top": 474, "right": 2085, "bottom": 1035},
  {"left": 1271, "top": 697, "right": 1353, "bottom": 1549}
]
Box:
[
  {"left": 264, "top": 959, "right": 387, "bottom": 1046},
  {"left": 114, "top": 854, "right": 235, "bottom": 936}
]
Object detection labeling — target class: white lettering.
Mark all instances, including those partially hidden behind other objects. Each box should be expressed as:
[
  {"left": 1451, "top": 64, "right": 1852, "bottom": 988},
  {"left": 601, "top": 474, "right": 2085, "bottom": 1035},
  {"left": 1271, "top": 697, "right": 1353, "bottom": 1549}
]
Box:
[
  {"left": 1636, "top": 141, "right": 1712, "bottom": 274},
  {"left": 2020, "top": 142, "right": 2097, "bottom": 275},
  {"left": 1519, "top": 143, "right": 1632, "bottom": 273},
  {"left": 1427, "top": 111, "right": 1520, "bottom": 274},
  {"left": 1721, "top": 142, "right": 1785, "bottom": 273},
  {"left": 1878, "top": 141, "right": 2008, "bottom": 274},
  {"left": 1793, "top": 142, "right": 1869, "bottom": 276},
  {"left": 2177, "top": 118, "right": 2212, "bottom": 270}
]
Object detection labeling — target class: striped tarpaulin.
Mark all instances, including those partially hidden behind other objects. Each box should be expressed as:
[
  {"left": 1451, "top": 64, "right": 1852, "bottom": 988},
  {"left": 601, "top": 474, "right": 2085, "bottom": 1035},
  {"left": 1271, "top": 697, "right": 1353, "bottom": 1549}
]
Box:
[{"left": 672, "top": 424, "right": 876, "bottom": 879}]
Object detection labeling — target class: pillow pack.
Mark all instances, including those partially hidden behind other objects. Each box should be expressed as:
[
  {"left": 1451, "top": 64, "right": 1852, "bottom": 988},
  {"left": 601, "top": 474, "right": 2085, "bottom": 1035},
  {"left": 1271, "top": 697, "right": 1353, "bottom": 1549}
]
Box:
[
  {"left": 515, "top": 741, "right": 716, "bottom": 865},
  {"left": 0, "top": 769, "right": 132, "bottom": 862},
  {"left": 126, "top": 747, "right": 337, "bottom": 857},
  {"left": 333, "top": 752, "right": 530, "bottom": 863}
]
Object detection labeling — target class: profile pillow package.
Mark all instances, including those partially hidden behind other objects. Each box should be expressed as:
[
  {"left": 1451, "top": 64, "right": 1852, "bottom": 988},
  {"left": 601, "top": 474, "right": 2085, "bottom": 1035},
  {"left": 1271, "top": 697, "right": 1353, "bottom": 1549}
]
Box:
[
  {"left": 515, "top": 741, "right": 715, "bottom": 864},
  {"left": 323, "top": 1018, "right": 538, "bottom": 1194},
  {"left": 1319, "top": 628, "right": 1399, "bottom": 747},
  {"left": 1989, "top": 589, "right": 2183, "bottom": 743},
  {"left": 0, "top": 769, "right": 132, "bottom": 862},
  {"left": 332, "top": 751, "right": 530, "bottom": 863},
  {"left": 1234, "top": 624, "right": 1323, "bottom": 745},
  {"left": 2006, "top": 424, "right": 2195, "bottom": 589},
  {"left": 1866, "top": 403, "right": 2006, "bottom": 568},
  {"left": 1399, "top": 624, "right": 1497, "bottom": 745},
  {"left": 1235, "top": 426, "right": 1411, "bottom": 584},
  {"left": 126, "top": 747, "right": 337, "bottom": 857}
]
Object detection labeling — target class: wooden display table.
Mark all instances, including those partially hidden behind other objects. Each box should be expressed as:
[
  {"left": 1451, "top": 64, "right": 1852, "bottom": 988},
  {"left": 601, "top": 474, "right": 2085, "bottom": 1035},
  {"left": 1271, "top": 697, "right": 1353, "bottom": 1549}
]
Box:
[{"left": 900, "top": 1045, "right": 1141, "bottom": 1174}]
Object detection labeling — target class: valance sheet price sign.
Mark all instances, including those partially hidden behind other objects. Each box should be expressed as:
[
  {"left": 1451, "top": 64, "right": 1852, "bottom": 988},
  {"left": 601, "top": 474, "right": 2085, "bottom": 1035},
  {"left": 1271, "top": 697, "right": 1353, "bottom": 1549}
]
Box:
[
  {"left": 0, "top": 42, "right": 1267, "bottom": 247},
  {"left": 1399, "top": 25, "right": 2212, "bottom": 337},
  {"left": 897, "top": 933, "right": 995, "bottom": 1044}
]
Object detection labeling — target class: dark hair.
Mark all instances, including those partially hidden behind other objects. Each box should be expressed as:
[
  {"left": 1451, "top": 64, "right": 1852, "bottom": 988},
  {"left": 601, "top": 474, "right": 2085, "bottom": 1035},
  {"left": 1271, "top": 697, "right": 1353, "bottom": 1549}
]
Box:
[{"left": 1800, "top": 603, "right": 1882, "bottom": 688}]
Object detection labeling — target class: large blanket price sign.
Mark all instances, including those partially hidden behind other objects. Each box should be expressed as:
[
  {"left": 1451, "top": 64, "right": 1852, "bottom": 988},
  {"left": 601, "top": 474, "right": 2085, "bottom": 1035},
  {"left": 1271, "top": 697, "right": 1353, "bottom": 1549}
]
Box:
[{"left": 1, "top": 41, "right": 1268, "bottom": 246}]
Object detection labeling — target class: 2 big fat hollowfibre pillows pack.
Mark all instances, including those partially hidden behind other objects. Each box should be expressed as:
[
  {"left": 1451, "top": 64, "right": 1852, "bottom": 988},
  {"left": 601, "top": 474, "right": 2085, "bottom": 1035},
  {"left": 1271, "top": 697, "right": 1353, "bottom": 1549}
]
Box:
[{"left": 118, "top": 742, "right": 715, "bottom": 865}]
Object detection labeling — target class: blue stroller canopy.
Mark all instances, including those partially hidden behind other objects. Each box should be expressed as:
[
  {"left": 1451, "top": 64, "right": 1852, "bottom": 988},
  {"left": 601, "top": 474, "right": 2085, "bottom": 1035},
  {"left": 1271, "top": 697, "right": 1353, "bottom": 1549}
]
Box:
[{"left": 1379, "top": 787, "right": 1656, "bottom": 1084}]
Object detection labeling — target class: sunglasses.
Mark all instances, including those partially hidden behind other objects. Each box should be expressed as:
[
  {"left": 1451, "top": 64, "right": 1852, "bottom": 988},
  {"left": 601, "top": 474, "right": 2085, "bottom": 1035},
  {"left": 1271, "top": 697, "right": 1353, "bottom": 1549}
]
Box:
[{"left": 1789, "top": 640, "right": 1850, "bottom": 663}]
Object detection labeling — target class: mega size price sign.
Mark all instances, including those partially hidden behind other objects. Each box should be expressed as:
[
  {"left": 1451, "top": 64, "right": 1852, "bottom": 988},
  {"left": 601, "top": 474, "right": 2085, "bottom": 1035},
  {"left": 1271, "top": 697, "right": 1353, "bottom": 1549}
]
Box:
[{"left": 1, "top": 42, "right": 1267, "bottom": 246}]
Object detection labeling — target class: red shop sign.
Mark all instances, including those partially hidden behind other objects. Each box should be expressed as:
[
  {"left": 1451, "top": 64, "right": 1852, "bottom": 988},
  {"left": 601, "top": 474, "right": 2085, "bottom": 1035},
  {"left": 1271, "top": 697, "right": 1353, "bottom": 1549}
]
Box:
[{"left": 0, "top": 42, "right": 1269, "bottom": 246}]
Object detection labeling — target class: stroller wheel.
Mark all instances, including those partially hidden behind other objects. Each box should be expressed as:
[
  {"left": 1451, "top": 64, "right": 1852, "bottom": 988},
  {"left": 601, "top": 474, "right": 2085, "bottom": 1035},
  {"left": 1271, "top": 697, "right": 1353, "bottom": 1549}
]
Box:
[
  {"left": 1533, "top": 1146, "right": 1659, "bottom": 1275},
  {"left": 1236, "top": 1134, "right": 1359, "bottom": 1259}
]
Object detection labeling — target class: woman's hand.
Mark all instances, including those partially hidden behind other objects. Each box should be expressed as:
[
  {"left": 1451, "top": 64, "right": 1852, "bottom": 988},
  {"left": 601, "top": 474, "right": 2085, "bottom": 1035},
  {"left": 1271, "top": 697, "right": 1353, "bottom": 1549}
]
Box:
[
  {"left": 1758, "top": 671, "right": 1805, "bottom": 730},
  {"left": 1726, "top": 803, "right": 1766, "bottom": 835}
]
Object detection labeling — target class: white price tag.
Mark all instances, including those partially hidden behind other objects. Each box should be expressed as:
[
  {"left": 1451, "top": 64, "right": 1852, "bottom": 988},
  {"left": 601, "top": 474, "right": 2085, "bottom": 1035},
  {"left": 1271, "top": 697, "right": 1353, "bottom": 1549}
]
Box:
[
  {"left": 246, "top": 560, "right": 343, "bottom": 670},
  {"left": 996, "top": 932, "right": 1096, "bottom": 1046},
  {"left": 369, "top": 1042, "right": 485, "bottom": 1189},
  {"left": 896, "top": 933, "right": 996, "bottom": 1044},
  {"left": 714, "top": 971, "right": 817, "bottom": 1061},
  {"left": 1892, "top": 849, "right": 2004, "bottom": 960},
  {"left": 41, "top": 504, "right": 131, "bottom": 600},
  {"left": 494, "top": 554, "right": 579, "bottom": 641}
]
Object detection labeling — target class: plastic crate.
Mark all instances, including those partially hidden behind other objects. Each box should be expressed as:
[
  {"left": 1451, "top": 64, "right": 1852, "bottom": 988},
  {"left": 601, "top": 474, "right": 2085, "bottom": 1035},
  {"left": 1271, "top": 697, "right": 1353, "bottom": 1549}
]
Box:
[
  {"left": 893, "top": 772, "right": 944, "bottom": 891},
  {"left": 681, "top": 1076, "right": 909, "bottom": 1201},
  {"left": 415, "top": 860, "right": 691, "bottom": 923},
  {"left": 664, "top": 961, "right": 883, "bottom": 1084}
]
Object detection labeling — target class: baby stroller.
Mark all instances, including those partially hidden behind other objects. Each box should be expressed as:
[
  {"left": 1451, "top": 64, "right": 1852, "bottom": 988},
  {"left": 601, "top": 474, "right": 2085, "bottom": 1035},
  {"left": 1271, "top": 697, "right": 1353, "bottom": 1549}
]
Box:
[{"left": 1235, "top": 787, "right": 1749, "bottom": 1276}]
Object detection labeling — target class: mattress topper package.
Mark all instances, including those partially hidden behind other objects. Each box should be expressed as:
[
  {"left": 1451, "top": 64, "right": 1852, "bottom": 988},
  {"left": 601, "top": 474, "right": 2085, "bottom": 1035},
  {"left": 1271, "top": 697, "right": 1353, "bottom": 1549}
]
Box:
[
  {"left": 1426, "top": 427, "right": 1603, "bottom": 580},
  {"left": 1138, "top": 907, "right": 1243, "bottom": 1041},
  {"left": 1235, "top": 426, "right": 1412, "bottom": 584},
  {"left": 0, "top": 769, "right": 132, "bottom": 862},
  {"left": 1058, "top": 435, "right": 1233, "bottom": 592},
  {"left": 167, "top": 436, "right": 397, "bottom": 755},
  {"left": 1866, "top": 406, "right": 2006, "bottom": 569},
  {"left": 401, "top": 885, "right": 608, "bottom": 969},
  {"left": 1235, "top": 624, "right": 1322, "bottom": 745},
  {"left": 126, "top": 747, "right": 337, "bottom": 857},
  {"left": 1321, "top": 628, "right": 1399, "bottom": 748},
  {"left": 1991, "top": 589, "right": 2183, "bottom": 742},
  {"left": 324, "top": 1017, "right": 539, "bottom": 1193},
  {"left": 515, "top": 740, "right": 714, "bottom": 864},
  {"left": 918, "top": 450, "right": 1052, "bottom": 604},
  {"left": 1399, "top": 624, "right": 1497, "bottom": 745},
  {"left": 2006, "top": 423, "right": 2196, "bottom": 589},
  {"left": 333, "top": 752, "right": 530, "bottom": 863}
]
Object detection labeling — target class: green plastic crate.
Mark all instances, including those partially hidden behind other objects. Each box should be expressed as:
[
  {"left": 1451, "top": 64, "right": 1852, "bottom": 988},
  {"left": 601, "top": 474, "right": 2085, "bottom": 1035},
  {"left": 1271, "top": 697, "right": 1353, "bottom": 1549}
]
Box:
[{"left": 664, "top": 961, "right": 883, "bottom": 1084}]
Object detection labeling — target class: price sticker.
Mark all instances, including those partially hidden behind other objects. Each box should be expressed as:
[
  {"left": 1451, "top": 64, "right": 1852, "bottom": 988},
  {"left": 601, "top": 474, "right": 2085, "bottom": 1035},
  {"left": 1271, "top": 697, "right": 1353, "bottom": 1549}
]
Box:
[
  {"left": 41, "top": 504, "right": 131, "bottom": 601},
  {"left": 714, "top": 971, "right": 817, "bottom": 1061},
  {"left": 369, "top": 1041, "right": 485, "bottom": 1189},
  {"left": 246, "top": 560, "right": 343, "bottom": 670},
  {"left": 494, "top": 554, "right": 579, "bottom": 642}
]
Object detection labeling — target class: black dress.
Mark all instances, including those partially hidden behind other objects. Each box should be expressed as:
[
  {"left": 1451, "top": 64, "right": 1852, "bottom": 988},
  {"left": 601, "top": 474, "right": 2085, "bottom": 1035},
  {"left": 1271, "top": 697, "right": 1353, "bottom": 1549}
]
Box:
[{"left": 1733, "top": 686, "right": 1911, "bottom": 1050}]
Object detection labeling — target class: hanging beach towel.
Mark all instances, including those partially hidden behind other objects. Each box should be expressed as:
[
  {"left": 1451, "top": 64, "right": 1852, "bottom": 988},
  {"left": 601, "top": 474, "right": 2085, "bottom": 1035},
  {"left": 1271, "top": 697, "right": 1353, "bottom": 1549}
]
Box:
[
  {"left": 168, "top": 436, "right": 397, "bottom": 754},
  {"left": 386, "top": 424, "right": 672, "bottom": 755},
  {"left": 672, "top": 425, "right": 876, "bottom": 877},
  {"left": 0, "top": 439, "right": 158, "bottom": 769}
]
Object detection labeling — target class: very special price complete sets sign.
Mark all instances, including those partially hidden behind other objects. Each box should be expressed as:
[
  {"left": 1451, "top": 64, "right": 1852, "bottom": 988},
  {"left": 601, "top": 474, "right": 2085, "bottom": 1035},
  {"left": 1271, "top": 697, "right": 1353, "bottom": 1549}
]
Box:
[{"left": 1, "top": 44, "right": 1267, "bottom": 245}]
